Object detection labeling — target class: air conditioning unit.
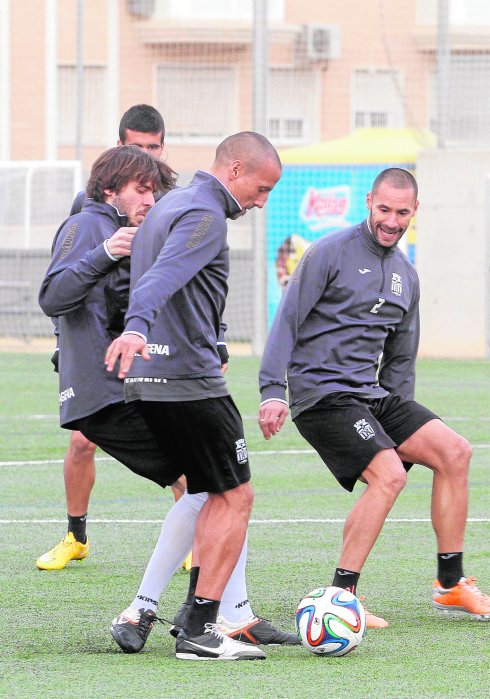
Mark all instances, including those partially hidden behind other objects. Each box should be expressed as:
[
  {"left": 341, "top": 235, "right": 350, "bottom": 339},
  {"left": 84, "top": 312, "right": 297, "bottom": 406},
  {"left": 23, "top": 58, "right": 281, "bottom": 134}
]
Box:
[
  {"left": 305, "top": 24, "right": 341, "bottom": 61},
  {"left": 127, "top": 0, "right": 155, "bottom": 19}
]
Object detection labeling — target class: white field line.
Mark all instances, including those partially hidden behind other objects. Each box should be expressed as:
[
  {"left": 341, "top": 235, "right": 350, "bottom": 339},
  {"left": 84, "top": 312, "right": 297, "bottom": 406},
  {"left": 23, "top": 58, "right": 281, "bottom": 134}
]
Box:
[
  {"left": 1, "top": 443, "right": 490, "bottom": 468},
  {"left": 1, "top": 517, "right": 489, "bottom": 525}
]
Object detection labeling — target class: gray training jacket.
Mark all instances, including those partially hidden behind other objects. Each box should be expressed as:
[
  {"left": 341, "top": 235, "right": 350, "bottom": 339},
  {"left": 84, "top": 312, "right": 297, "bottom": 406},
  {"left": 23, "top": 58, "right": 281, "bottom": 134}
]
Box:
[
  {"left": 123, "top": 170, "right": 241, "bottom": 380},
  {"left": 259, "top": 220, "right": 420, "bottom": 419},
  {"left": 39, "top": 201, "right": 128, "bottom": 427}
]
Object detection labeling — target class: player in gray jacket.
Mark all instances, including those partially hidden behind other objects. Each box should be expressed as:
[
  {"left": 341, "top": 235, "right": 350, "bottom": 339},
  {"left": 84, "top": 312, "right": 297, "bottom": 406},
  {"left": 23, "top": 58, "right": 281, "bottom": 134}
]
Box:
[
  {"left": 38, "top": 146, "right": 167, "bottom": 479},
  {"left": 259, "top": 167, "right": 490, "bottom": 623},
  {"left": 105, "top": 131, "right": 284, "bottom": 660},
  {"left": 37, "top": 106, "right": 182, "bottom": 573}
]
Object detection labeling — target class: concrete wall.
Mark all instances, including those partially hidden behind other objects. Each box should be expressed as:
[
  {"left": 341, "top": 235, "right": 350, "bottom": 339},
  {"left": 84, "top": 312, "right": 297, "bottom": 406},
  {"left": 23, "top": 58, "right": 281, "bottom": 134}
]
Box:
[{"left": 416, "top": 150, "right": 490, "bottom": 358}]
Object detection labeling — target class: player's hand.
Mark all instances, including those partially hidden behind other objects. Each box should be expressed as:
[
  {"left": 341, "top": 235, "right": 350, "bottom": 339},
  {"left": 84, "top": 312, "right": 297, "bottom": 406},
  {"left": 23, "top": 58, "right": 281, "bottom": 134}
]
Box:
[
  {"left": 258, "top": 400, "right": 289, "bottom": 440},
  {"left": 105, "top": 333, "right": 150, "bottom": 379},
  {"left": 220, "top": 362, "right": 228, "bottom": 375},
  {"left": 106, "top": 227, "right": 138, "bottom": 259}
]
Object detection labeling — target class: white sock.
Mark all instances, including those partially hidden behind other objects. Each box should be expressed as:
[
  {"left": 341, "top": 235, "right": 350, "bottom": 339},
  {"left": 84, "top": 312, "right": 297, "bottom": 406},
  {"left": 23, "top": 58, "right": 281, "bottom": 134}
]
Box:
[
  {"left": 218, "top": 533, "right": 254, "bottom": 623},
  {"left": 130, "top": 491, "right": 207, "bottom": 613}
]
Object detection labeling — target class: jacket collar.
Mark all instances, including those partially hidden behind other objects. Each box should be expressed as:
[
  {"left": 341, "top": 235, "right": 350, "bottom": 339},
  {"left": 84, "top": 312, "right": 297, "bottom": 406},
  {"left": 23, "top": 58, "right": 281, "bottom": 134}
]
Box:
[
  {"left": 81, "top": 199, "right": 129, "bottom": 227},
  {"left": 192, "top": 170, "right": 243, "bottom": 219}
]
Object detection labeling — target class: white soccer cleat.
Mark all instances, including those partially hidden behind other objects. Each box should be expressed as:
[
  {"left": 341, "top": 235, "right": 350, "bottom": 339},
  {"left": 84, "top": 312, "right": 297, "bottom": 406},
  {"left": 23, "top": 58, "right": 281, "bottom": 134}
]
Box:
[{"left": 175, "top": 623, "right": 266, "bottom": 660}]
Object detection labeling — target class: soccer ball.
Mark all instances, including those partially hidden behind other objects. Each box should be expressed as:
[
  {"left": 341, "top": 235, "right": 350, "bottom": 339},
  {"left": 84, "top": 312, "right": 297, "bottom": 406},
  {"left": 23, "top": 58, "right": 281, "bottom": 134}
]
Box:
[{"left": 295, "top": 586, "right": 366, "bottom": 656}]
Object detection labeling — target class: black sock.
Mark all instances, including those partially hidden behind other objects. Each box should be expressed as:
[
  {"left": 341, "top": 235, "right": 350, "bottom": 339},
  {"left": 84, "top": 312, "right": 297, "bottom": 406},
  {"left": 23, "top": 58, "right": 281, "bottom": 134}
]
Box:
[
  {"left": 67, "top": 513, "right": 87, "bottom": 544},
  {"left": 185, "top": 567, "right": 200, "bottom": 605},
  {"left": 437, "top": 552, "right": 464, "bottom": 588},
  {"left": 332, "top": 568, "right": 360, "bottom": 595},
  {"left": 184, "top": 597, "right": 220, "bottom": 637}
]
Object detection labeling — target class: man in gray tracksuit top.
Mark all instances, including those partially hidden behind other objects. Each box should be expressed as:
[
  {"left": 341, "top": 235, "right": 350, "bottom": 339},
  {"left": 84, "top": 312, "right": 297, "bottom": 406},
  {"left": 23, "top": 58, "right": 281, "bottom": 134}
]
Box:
[
  {"left": 258, "top": 167, "right": 490, "bottom": 625},
  {"left": 105, "top": 131, "right": 285, "bottom": 660},
  {"left": 121, "top": 169, "right": 236, "bottom": 389},
  {"left": 38, "top": 145, "right": 173, "bottom": 491},
  {"left": 40, "top": 199, "right": 132, "bottom": 428},
  {"left": 259, "top": 217, "right": 420, "bottom": 419}
]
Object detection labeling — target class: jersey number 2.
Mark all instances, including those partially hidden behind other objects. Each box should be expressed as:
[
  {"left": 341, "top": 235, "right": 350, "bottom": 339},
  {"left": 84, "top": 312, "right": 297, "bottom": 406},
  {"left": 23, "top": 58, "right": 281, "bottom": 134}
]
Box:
[{"left": 370, "top": 298, "right": 386, "bottom": 314}]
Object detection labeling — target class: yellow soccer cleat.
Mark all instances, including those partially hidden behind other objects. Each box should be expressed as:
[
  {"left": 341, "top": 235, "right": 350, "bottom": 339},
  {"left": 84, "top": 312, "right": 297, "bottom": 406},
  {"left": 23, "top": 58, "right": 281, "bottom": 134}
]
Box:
[
  {"left": 36, "top": 532, "right": 89, "bottom": 570},
  {"left": 181, "top": 550, "right": 192, "bottom": 572}
]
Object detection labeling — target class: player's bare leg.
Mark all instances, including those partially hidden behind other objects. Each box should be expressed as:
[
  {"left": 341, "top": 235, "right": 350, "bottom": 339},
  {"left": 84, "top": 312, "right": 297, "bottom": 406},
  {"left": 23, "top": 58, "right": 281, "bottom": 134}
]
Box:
[
  {"left": 175, "top": 482, "right": 266, "bottom": 660},
  {"left": 338, "top": 449, "right": 407, "bottom": 573},
  {"left": 64, "top": 431, "right": 97, "bottom": 517},
  {"left": 396, "top": 419, "right": 489, "bottom": 619},
  {"left": 193, "top": 483, "right": 253, "bottom": 599},
  {"left": 36, "top": 431, "right": 95, "bottom": 570},
  {"left": 396, "top": 419, "right": 470, "bottom": 552},
  {"left": 171, "top": 475, "right": 187, "bottom": 502},
  {"left": 333, "top": 449, "right": 406, "bottom": 629}
]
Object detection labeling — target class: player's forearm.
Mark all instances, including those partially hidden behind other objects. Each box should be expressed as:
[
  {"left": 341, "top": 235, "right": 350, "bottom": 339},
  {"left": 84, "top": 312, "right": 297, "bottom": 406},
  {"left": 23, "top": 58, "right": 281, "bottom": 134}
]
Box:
[
  {"left": 378, "top": 311, "right": 419, "bottom": 399},
  {"left": 39, "top": 245, "right": 115, "bottom": 316},
  {"left": 259, "top": 334, "right": 290, "bottom": 404}
]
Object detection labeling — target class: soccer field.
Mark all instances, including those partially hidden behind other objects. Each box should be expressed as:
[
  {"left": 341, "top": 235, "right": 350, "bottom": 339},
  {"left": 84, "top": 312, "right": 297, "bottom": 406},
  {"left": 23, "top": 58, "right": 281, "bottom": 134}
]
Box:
[{"left": 1, "top": 354, "right": 489, "bottom": 699}]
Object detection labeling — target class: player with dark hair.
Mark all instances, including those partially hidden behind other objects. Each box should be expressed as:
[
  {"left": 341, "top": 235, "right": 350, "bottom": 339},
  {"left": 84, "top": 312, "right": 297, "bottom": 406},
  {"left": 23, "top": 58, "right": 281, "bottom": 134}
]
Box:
[
  {"left": 36, "top": 106, "right": 178, "bottom": 571},
  {"left": 69, "top": 105, "right": 175, "bottom": 217},
  {"left": 259, "top": 167, "right": 490, "bottom": 623},
  {"left": 104, "top": 131, "right": 283, "bottom": 660},
  {"left": 39, "top": 145, "right": 160, "bottom": 441},
  {"left": 118, "top": 103, "right": 165, "bottom": 153}
]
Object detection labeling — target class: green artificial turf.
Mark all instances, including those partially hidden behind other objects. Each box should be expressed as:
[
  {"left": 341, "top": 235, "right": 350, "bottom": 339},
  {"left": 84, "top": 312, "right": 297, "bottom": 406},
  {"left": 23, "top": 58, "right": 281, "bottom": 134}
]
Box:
[{"left": 1, "top": 354, "right": 489, "bottom": 698}]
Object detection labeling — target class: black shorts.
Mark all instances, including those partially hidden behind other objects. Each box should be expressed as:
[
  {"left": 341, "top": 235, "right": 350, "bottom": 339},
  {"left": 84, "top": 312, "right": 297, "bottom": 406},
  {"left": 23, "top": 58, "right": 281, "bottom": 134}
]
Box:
[
  {"left": 73, "top": 402, "right": 182, "bottom": 489},
  {"left": 135, "top": 396, "right": 251, "bottom": 495},
  {"left": 74, "top": 396, "right": 251, "bottom": 495},
  {"left": 293, "top": 392, "right": 439, "bottom": 492}
]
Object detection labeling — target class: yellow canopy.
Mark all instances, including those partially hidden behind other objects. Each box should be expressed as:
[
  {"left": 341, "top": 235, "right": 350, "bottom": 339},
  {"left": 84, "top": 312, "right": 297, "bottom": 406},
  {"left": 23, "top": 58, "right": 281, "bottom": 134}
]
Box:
[{"left": 279, "top": 128, "right": 436, "bottom": 165}]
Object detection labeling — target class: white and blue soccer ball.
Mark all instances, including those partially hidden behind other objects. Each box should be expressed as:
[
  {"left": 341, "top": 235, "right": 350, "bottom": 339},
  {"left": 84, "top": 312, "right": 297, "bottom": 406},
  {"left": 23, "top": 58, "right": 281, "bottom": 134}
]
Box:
[{"left": 295, "top": 586, "right": 366, "bottom": 656}]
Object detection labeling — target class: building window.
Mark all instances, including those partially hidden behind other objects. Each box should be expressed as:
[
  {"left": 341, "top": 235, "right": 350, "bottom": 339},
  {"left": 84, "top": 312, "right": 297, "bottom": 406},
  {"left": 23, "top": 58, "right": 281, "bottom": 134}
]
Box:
[
  {"left": 154, "top": 0, "right": 284, "bottom": 20},
  {"left": 156, "top": 65, "right": 236, "bottom": 142},
  {"left": 268, "top": 68, "right": 318, "bottom": 145},
  {"left": 58, "top": 65, "right": 108, "bottom": 146},
  {"left": 352, "top": 68, "right": 404, "bottom": 130}
]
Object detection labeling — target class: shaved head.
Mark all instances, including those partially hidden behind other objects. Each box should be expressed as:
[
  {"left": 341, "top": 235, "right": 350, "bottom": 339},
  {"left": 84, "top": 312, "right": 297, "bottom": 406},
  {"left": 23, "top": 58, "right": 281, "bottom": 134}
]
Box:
[
  {"left": 215, "top": 131, "right": 282, "bottom": 172},
  {"left": 210, "top": 131, "right": 282, "bottom": 216},
  {"left": 372, "top": 168, "right": 418, "bottom": 198}
]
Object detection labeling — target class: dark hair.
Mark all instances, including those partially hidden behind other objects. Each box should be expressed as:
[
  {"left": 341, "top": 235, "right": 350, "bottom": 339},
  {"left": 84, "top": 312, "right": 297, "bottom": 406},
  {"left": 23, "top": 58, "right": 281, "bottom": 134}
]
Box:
[
  {"left": 86, "top": 145, "right": 161, "bottom": 202},
  {"left": 156, "top": 160, "right": 178, "bottom": 194},
  {"left": 119, "top": 104, "right": 165, "bottom": 143},
  {"left": 372, "top": 168, "right": 418, "bottom": 198}
]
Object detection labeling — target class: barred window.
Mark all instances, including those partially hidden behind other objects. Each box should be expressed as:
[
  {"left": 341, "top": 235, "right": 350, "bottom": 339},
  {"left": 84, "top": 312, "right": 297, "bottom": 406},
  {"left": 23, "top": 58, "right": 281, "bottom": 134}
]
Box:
[
  {"left": 156, "top": 65, "right": 237, "bottom": 142},
  {"left": 268, "top": 68, "right": 318, "bottom": 145},
  {"left": 352, "top": 68, "right": 404, "bottom": 130}
]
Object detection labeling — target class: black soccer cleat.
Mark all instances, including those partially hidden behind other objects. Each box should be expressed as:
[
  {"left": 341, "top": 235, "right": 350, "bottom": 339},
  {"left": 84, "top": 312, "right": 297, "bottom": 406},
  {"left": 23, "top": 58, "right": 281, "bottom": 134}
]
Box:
[
  {"left": 169, "top": 601, "right": 190, "bottom": 638},
  {"left": 217, "top": 615, "right": 301, "bottom": 645},
  {"left": 110, "top": 607, "right": 162, "bottom": 653}
]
